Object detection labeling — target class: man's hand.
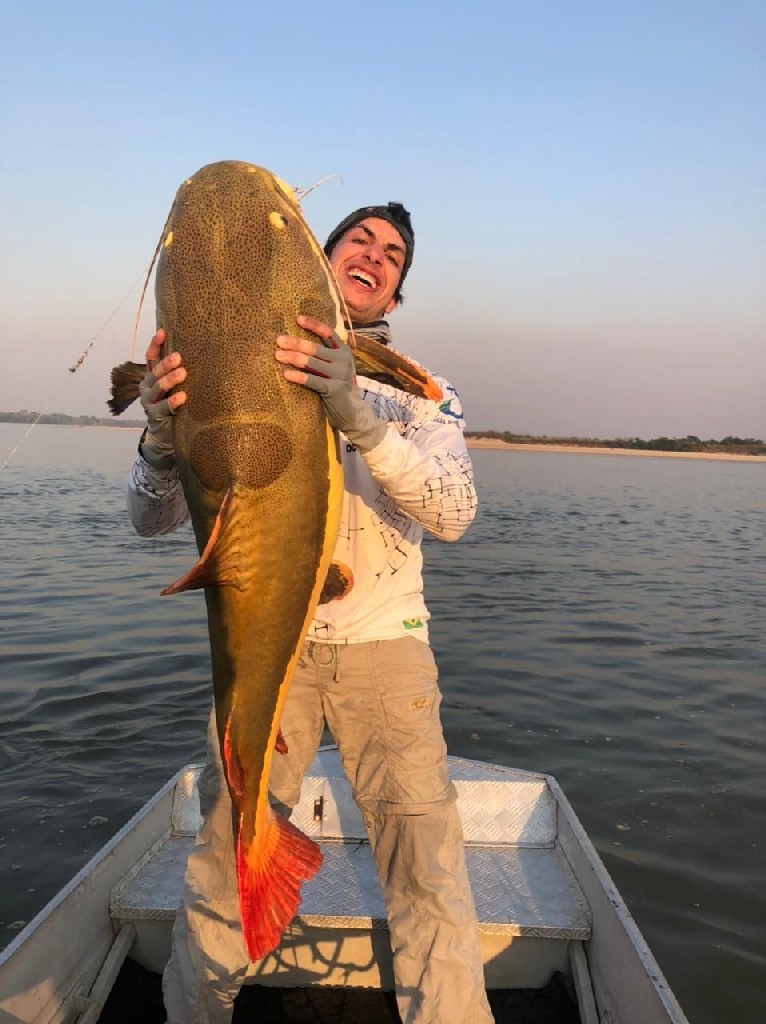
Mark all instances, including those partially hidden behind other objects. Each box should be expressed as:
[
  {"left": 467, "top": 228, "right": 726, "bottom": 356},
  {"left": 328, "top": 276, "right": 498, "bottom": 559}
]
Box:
[
  {"left": 276, "top": 315, "right": 387, "bottom": 454},
  {"left": 138, "top": 329, "right": 187, "bottom": 469}
]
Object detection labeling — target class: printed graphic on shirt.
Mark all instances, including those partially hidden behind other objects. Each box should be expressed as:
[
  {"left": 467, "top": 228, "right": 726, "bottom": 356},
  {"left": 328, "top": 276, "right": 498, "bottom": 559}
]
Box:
[
  {"left": 335, "top": 514, "right": 365, "bottom": 547},
  {"left": 438, "top": 383, "right": 463, "bottom": 420},
  {"left": 129, "top": 459, "right": 191, "bottom": 536},
  {"left": 372, "top": 492, "right": 419, "bottom": 577},
  {"left": 310, "top": 620, "right": 335, "bottom": 640},
  {"left": 421, "top": 452, "right": 477, "bottom": 530},
  {"left": 307, "top": 367, "right": 476, "bottom": 644}
]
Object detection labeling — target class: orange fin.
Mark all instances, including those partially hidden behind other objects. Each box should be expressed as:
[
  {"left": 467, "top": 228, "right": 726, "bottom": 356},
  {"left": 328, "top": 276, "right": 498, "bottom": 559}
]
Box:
[
  {"left": 108, "top": 361, "right": 146, "bottom": 415},
  {"left": 318, "top": 561, "right": 354, "bottom": 604},
  {"left": 352, "top": 334, "right": 443, "bottom": 401},
  {"left": 236, "top": 807, "right": 322, "bottom": 961},
  {"left": 162, "top": 491, "right": 247, "bottom": 595},
  {"left": 223, "top": 712, "right": 246, "bottom": 797},
  {"left": 275, "top": 728, "right": 288, "bottom": 755}
]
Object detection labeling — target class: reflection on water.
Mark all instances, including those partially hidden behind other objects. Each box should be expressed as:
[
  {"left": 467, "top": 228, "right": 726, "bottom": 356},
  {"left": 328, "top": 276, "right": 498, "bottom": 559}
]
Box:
[{"left": 1, "top": 425, "right": 764, "bottom": 1023}]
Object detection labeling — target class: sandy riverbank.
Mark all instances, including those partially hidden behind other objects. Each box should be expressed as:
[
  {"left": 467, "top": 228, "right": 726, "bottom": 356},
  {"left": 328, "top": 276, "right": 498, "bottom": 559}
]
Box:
[{"left": 465, "top": 438, "right": 766, "bottom": 463}]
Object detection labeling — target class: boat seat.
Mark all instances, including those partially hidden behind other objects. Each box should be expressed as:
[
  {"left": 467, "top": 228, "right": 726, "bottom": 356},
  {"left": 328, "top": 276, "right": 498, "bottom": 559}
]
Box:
[{"left": 111, "top": 751, "right": 591, "bottom": 941}]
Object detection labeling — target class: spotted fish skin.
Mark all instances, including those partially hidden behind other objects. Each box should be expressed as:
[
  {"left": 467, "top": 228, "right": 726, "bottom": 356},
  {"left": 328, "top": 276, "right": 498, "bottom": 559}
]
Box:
[{"left": 155, "top": 161, "right": 346, "bottom": 961}]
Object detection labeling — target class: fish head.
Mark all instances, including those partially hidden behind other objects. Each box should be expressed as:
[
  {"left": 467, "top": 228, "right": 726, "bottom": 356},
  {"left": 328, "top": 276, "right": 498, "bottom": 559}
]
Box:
[
  {"left": 153, "top": 160, "right": 349, "bottom": 529},
  {"left": 157, "top": 161, "right": 349, "bottom": 358}
]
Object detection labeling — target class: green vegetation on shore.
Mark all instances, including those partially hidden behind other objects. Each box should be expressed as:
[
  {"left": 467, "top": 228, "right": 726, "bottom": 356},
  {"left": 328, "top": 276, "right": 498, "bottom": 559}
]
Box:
[
  {"left": 2, "top": 412, "right": 763, "bottom": 456},
  {"left": 466, "top": 431, "right": 766, "bottom": 457},
  {"left": 1, "top": 411, "right": 143, "bottom": 429}
]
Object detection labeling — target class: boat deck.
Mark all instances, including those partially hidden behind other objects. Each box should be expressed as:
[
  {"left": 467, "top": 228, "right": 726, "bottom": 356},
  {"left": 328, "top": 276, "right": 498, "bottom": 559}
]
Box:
[
  {"left": 110, "top": 750, "right": 591, "bottom": 993},
  {"left": 99, "top": 956, "right": 581, "bottom": 1023},
  {"left": 3, "top": 747, "right": 688, "bottom": 1024}
]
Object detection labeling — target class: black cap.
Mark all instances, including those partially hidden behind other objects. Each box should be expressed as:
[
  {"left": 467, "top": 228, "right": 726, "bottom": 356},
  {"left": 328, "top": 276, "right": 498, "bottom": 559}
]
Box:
[{"left": 324, "top": 202, "right": 414, "bottom": 300}]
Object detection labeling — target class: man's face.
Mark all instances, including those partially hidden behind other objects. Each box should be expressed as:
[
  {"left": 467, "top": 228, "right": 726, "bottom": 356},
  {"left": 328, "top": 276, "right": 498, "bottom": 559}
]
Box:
[{"left": 328, "top": 217, "right": 406, "bottom": 324}]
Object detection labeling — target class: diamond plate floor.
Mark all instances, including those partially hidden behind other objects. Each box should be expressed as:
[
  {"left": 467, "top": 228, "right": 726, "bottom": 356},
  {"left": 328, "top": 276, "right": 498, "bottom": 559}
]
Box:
[{"left": 113, "top": 812, "right": 590, "bottom": 939}]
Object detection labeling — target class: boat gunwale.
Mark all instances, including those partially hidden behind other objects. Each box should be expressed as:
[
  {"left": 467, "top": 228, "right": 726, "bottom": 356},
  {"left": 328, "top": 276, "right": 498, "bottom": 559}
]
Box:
[{"left": 1, "top": 750, "right": 689, "bottom": 1024}]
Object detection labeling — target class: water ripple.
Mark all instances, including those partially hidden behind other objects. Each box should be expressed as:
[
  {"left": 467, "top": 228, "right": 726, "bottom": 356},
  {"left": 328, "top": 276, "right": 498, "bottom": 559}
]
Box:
[{"left": 1, "top": 429, "right": 764, "bottom": 1023}]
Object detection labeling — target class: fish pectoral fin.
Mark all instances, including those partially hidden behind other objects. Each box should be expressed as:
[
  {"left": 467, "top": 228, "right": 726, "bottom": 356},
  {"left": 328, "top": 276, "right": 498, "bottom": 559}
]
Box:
[
  {"left": 318, "top": 561, "right": 354, "bottom": 604},
  {"left": 352, "top": 334, "right": 443, "bottom": 401},
  {"left": 236, "top": 807, "right": 323, "bottom": 962},
  {"left": 161, "top": 490, "right": 247, "bottom": 595},
  {"left": 108, "top": 361, "right": 146, "bottom": 415}
]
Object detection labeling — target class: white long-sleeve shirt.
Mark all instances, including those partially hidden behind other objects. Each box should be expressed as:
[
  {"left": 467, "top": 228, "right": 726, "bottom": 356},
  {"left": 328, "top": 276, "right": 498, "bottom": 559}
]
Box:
[{"left": 127, "top": 371, "right": 477, "bottom": 644}]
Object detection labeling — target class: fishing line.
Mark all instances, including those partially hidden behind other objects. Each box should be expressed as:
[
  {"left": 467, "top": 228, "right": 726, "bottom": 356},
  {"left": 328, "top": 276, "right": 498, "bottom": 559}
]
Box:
[
  {"left": 0, "top": 417, "right": 45, "bottom": 473},
  {"left": 4, "top": 170, "right": 345, "bottom": 472},
  {"left": 67, "top": 269, "right": 147, "bottom": 373},
  {"left": 127, "top": 202, "right": 176, "bottom": 362},
  {"left": 294, "top": 175, "right": 357, "bottom": 351},
  {"left": 0, "top": 269, "right": 146, "bottom": 473},
  {"left": 294, "top": 173, "right": 343, "bottom": 202}
]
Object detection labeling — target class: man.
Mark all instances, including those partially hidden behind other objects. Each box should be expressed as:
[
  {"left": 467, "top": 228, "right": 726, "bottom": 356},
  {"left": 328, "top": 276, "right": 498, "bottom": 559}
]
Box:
[{"left": 127, "top": 202, "right": 493, "bottom": 1024}]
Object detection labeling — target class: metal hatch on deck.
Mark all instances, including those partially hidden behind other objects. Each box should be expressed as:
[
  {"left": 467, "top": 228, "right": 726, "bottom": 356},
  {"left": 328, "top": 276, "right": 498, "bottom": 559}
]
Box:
[{"left": 110, "top": 747, "right": 591, "bottom": 988}]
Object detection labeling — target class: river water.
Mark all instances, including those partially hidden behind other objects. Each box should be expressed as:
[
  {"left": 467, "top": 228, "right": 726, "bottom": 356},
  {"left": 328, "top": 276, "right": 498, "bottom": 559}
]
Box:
[{"left": 0, "top": 423, "right": 764, "bottom": 1023}]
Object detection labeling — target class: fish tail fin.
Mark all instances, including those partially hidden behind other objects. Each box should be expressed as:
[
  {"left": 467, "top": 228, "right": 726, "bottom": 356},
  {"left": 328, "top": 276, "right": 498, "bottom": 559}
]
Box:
[
  {"left": 236, "top": 806, "right": 322, "bottom": 961},
  {"left": 108, "top": 361, "right": 146, "bottom": 415}
]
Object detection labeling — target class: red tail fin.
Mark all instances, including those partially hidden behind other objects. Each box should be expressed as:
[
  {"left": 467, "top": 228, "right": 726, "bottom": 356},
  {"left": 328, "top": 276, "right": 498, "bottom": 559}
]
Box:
[{"left": 235, "top": 807, "right": 322, "bottom": 961}]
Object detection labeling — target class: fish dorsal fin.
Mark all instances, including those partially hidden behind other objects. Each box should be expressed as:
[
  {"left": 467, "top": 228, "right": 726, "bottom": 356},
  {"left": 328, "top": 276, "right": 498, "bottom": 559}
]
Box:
[
  {"left": 352, "top": 334, "right": 443, "bottom": 401},
  {"left": 161, "top": 490, "right": 250, "bottom": 594}
]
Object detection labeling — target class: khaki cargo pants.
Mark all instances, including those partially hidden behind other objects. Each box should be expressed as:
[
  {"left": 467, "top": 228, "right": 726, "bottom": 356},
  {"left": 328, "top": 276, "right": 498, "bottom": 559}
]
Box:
[{"left": 163, "top": 636, "right": 494, "bottom": 1024}]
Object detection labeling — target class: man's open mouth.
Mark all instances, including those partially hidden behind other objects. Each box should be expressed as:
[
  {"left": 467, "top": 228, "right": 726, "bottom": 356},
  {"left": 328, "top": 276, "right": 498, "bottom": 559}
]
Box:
[{"left": 348, "top": 267, "right": 377, "bottom": 290}]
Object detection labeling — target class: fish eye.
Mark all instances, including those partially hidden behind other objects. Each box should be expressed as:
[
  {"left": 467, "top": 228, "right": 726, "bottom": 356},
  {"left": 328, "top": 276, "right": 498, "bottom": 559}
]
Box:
[{"left": 269, "top": 212, "right": 289, "bottom": 232}]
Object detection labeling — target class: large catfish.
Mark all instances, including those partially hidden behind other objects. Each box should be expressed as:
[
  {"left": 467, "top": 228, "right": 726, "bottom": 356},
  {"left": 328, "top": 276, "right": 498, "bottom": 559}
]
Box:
[
  {"left": 109, "top": 160, "right": 441, "bottom": 960},
  {"left": 113, "top": 161, "right": 348, "bottom": 961}
]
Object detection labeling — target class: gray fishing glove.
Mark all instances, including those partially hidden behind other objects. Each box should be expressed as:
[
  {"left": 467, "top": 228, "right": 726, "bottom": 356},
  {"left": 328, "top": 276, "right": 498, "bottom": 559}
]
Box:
[
  {"left": 302, "top": 341, "right": 387, "bottom": 454},
  {"left": 138, "top": 367, "right": 176, "bottom": 470}
]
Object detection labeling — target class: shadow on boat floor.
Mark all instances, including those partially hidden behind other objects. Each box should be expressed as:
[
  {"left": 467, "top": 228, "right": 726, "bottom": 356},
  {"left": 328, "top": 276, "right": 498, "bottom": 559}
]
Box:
[{"left": 99, "top": 957, "right": 581, "bottom": 1023}]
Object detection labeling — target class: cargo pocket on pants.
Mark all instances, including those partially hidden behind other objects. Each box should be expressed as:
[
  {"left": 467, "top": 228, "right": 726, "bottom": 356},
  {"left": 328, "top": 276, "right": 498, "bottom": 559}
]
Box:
[{"left": 372, "top": 638, "right": 453, "bottom": 810}]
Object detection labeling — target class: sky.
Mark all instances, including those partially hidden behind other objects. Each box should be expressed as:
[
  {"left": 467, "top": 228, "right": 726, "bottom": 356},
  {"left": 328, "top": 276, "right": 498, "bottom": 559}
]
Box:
[{"left": 1, "top": 0, "right": 764, "bottom": 439}]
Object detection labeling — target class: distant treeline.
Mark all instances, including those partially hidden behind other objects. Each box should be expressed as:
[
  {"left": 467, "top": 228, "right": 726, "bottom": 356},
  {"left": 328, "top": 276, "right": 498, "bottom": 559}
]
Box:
[
  {"left": 467, "top": 431, "right": 766, "bottom": 457},
  {"left": 2, "top": 413, "right": 764, "bottom": 455},
  {"left": 1, "top": 411, "right": 143, "bottom": 428}
]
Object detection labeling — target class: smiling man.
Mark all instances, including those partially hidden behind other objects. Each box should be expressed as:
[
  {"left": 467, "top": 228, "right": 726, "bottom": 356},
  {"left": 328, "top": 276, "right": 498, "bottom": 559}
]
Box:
[
  {"left": 127, "top": 202, "right": 491, "bottom": 1024},
  {"left": 326, "top": 205, "right": 411, "bottom": 318}
]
